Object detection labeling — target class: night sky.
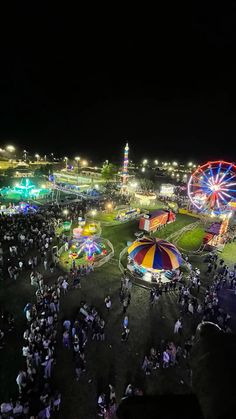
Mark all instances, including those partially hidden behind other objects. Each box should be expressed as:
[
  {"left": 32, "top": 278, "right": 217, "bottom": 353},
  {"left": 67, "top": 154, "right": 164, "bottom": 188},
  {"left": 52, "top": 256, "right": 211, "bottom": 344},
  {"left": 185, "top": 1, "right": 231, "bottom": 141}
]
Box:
[{"left": 1, "top": 7, "right": 236, "bottom": 163}]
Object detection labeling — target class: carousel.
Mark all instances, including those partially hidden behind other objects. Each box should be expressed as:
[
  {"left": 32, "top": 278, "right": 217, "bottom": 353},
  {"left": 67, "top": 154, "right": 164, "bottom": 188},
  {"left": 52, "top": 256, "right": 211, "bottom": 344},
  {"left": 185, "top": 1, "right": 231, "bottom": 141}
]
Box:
[{"left": 127, "top": 237, "right": 182, "bottom": 283}]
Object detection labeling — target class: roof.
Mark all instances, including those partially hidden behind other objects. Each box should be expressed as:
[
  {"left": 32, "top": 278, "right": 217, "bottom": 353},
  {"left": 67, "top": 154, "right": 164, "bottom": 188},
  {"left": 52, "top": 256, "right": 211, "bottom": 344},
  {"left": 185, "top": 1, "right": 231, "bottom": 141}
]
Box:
[{"left": 143, "top": 209, "right": 168, "bottom": 219}]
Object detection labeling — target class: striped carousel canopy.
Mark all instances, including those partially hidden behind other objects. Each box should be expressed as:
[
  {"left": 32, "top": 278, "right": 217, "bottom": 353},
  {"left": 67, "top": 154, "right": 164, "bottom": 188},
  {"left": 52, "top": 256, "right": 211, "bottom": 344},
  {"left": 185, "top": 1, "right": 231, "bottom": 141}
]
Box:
[{"left": 128, "top": 237, "right": 182, "bottom": 271}]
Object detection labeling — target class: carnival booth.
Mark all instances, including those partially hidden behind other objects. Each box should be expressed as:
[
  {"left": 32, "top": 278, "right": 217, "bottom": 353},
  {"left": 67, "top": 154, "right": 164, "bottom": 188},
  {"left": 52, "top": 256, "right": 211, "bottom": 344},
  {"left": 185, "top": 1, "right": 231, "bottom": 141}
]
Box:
[
  {"left": 115, "top": 208, "right": 140, "bottom": 222},
  {"left": 63, "top": 221, "right": 72, "bottom": 232},
  {"left": 203, "top": 219, "right": 229, "bottom": 249},
  {"left": 139, "top": 210, "right": 175, "bottom": 233},
  {"left": 127, "top": 237, "right": 182, "bottom": 283}
]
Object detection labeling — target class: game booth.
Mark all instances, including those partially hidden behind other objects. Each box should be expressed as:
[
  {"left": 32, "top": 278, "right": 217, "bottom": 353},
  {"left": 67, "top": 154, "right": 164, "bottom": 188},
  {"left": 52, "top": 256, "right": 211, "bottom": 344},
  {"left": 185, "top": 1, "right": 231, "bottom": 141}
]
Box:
[
  {"left": 127, "top": 237, "right": 182, "bottom": 283},
  {"left": 139, "top": 210, "right": 175, "bottom": 233},
  {"left": 203, "top": 219, "right": 229, "bottom": 250},
  {"left": 115, "top": 207, "right": 141, "bottom": 222}
]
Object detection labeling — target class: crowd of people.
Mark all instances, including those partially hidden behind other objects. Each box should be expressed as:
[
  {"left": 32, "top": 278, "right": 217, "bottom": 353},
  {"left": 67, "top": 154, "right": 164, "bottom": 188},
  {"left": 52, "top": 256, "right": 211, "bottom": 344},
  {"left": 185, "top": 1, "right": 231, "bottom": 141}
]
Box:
[
  {"left": 0, "top": 204, "right": 79, "bottom": 418},
  {"left": 0, "top": 197, "right": 236, "bottom": 418}
]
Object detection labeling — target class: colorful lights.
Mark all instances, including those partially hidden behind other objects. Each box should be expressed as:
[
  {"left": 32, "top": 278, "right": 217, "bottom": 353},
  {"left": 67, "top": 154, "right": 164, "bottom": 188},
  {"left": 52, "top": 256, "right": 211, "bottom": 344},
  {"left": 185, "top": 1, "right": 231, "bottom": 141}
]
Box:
[
  {"left": 122, "top": 143, "right": 129, "bottom": 185},
  {"left": 77, "top": 238, "right": 102, "bottom": 259},
  {"left": 188, "top": 161, "right": 236, "bottom": 215},
  {"left": 0, "top": 178, "right": 49, "bottom": 200}
]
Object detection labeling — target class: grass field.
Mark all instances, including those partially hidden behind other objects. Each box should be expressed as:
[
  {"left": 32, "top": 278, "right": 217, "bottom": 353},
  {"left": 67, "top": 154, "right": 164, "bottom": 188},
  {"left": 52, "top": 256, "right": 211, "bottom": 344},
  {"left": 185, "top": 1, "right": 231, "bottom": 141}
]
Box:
[
  {"left": 93, "top": 210, "right": 120, "bottom": 223},
  {"left": 102, "top": 219, "right": 139, "bottom": 256},
  {"left": 177, "top": 226, "right": 205, "bottom": 251},
  {"left": 220, "top": 242, "right": 236, "bottom": 268},
  {"left": 130, "top": 199, "right": 165, "bottom": 212},
  {"left": 153, "top": 214, "right": 197, "bottom": 240}
]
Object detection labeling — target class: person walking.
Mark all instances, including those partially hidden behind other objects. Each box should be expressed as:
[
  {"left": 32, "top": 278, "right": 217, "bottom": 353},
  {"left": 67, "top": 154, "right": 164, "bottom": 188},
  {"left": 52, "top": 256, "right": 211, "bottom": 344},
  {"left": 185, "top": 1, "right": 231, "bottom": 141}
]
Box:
[
  {"left": 174, "top": 318, "right": 182, "bottom": 334},
  {"left": 122, "top": 298, "right": 128, "bottom": 314},
  {"left": 75, "top": 353, "right": 85, "bottom": 381},
  {"left": 63, "top": 330, "right": 70, "bottom": 348},
  {"left": 123, "top": 315, "right": 129, "bottom": 329}
]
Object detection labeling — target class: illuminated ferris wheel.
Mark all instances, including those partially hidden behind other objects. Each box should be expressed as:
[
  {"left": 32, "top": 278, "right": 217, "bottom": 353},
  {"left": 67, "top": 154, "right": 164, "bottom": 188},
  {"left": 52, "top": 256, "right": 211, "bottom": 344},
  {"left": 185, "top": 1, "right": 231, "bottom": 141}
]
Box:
[{"left": 188, "top": 161, "right": 236, "bottom": 215}]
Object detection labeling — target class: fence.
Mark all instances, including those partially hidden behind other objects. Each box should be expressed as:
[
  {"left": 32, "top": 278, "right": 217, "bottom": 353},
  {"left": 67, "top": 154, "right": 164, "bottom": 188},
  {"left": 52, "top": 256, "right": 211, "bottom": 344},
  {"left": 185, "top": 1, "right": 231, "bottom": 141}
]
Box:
[
  {"left": 119, "top": 246, "right": 128, "bottom": 273},
  {"left": 57, "top": 237, "right": 114, "bottom": 269}
]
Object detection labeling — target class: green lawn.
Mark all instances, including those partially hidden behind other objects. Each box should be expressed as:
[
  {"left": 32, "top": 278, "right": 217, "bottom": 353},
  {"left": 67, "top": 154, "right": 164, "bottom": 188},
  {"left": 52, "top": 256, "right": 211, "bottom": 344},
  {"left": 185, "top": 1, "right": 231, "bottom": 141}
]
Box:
[
  {"left": 130, "top": 199, "right": 165, "bottom": 212},
  {"left": 177, "top": 226, "right": 205, "bottom": 251},
  {"left": 93, "top": 210, "right": 120, "bottom": 223},
  {"left": 220, "top": 242, "right": 236, "bottom": 268},
  {"left": 102, "top": 219, "right": 139, "bottom": 256},
  {"left": 153, "top": 213, "right": 197, "bottom": 240}
]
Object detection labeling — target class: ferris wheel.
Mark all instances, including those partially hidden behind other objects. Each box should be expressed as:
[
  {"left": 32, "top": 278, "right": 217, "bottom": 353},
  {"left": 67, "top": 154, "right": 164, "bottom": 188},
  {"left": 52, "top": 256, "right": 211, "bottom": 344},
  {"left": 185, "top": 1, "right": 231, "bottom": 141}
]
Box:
[{"left": 187, "top": 161, "right": 236, "bottom": 215}]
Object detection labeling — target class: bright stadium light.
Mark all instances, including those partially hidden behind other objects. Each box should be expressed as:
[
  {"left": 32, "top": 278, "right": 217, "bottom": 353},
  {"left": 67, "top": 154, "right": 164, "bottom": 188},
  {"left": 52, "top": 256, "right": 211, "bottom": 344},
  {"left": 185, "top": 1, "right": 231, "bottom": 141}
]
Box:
[{"left": 6, "top": 145, "right": 15, "bottom": 153}]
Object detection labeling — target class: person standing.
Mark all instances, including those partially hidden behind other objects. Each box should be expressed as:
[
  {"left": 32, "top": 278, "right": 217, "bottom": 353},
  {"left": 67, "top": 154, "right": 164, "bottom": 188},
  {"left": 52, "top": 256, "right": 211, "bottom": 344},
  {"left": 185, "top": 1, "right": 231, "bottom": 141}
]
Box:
[
  {"left": 105, "top": 296, "right": 112, "bottom": 311},
  {"left": 43, "top": 259, "right": 48, "bottom": 271},
  {"left": 62, "top": 278, "right": 69, "bottom": 294},
  {"left": 163, "top": 349, "right": 170, "bottom": 368},
  {"left": 42, "top": 356, "right": 54, "bottom": 379},
  {"left": 16, "top": 370, "right": 27, "bottom": 394},
  {"left": 188, "top": 301, "right": 194, "bottom": 315}
]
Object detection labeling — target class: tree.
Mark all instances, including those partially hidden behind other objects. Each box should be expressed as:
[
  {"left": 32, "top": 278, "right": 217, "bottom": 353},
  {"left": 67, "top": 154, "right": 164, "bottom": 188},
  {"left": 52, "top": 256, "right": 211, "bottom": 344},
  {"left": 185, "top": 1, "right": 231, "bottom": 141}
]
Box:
[
  {"left": 101, "top": 163, "right": 117, "bottom": 181},
  {"left": 139, "top": 178, "right": 155, "bottom": 191},
  {"left": 34, "top": 164, "right": 53, "bottom": 177}
]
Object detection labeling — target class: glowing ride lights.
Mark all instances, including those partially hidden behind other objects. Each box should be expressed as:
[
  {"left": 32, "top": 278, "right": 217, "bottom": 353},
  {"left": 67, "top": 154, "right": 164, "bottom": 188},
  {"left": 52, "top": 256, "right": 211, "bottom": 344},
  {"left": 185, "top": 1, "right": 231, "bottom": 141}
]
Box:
[
  {"left": 135, "top": 192, "right": 156, "bottom": 206},
  {"left": 160, "top": 184, "right": 175, "bottom": 197},
  {"left": 121, "top": 143, "right": 129, "bottom": 190},
  {"left": 188, "top": 161, "right": 236, "bottom": 215},
  {"left": 76, "top": 238, "right": 105, "bottom": 261}
]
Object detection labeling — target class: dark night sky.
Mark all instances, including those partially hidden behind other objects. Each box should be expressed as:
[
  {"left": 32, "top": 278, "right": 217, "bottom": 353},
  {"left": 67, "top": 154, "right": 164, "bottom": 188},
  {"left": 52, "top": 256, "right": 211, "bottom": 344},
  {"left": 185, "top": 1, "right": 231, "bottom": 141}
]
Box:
[{"left": 1, "top": 7, "right": 236, "bottom": 163}]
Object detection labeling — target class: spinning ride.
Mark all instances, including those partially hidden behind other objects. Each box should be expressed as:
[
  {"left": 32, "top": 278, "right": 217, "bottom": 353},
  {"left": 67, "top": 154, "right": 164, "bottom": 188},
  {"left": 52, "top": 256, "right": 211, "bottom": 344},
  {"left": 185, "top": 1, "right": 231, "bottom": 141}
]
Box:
[
  {"left": 188, "top": 161, "right": 236, "bottom": 215},
  {"left": 128, "top": 237, "right": 182, "bottom": 271},
  {"left": 127, "top": 237, "right": 182, "bottom": 282}
]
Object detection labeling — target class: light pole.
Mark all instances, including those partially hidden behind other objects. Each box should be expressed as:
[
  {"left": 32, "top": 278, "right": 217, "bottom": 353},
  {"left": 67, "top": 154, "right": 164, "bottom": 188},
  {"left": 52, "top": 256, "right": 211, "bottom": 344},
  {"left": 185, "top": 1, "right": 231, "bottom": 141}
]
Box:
[
  {"left": 75, "top": 156, "right": 80, "bottom": 172},
  {"left": 91, "top": 209, "right": 97, "bottom": 220},
  {"left": 23, "top": 149, "right": 27, "bottom": 161},
  {"left": 6, "top": 145, "right": 15, "bottom": 153},
  {"left": 35, "top": 153, "right": 40, "bottom": 162},
  {"left": 64, "top": 157, "right": 68, "bottom": 170}
]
